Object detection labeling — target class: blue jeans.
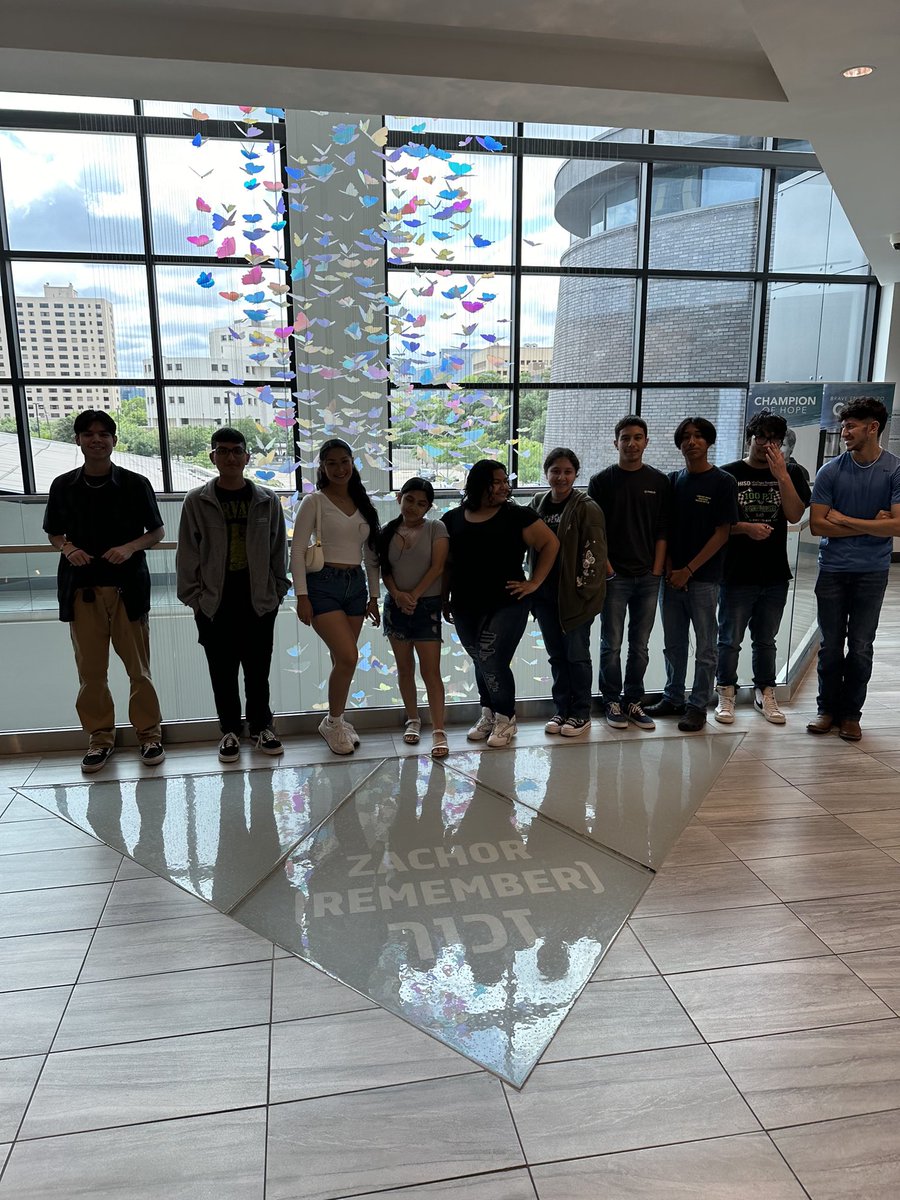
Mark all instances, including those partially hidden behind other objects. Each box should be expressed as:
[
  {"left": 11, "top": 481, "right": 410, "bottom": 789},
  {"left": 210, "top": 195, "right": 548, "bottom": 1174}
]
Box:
[
  {"left": 454, "top": 603, "right": 530, "bottom": 718},
  {"left": 599, "top": 573, "right": 660, "bottom": 704},
  {"left": 717, "top": 581, "right": 790, "bottom": 689},
  {"left": 815, "top": 569, "right": 888, "bottom": 721},
  {"left": 532, "top": 598, "right": 594, "bottom": 720},
  {"left": 660, "top": 579, "right": 719, "bottom": 710}
]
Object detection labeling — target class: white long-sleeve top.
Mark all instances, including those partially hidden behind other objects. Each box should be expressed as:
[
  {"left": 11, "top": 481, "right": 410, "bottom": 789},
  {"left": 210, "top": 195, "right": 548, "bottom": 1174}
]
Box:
[{"left": 290, "top": 490, "right": 380, "bottom": 597}]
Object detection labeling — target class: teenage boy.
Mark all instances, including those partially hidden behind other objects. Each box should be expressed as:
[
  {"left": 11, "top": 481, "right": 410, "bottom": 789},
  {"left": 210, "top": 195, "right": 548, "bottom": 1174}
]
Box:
[
  {"left": 43, "top": 409, "right": 165, "bottom": 773},
  {"left": 589, "top": 415, "right": 669, "bottom": 731},
  {"left": 715, "top": 411, "right": 810, "bottom": 725},
  {"left": 177, "top": 427, "right": 290, "bottom": 763},
  {"left": 646, "top": 417, "right": 739, "bottom": 732},
  {"left": 807, "top": 397, "right": 900, "bottom": 741}
]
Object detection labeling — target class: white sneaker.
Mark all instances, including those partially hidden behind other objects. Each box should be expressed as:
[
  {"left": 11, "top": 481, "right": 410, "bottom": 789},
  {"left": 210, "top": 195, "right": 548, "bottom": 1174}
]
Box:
[
  {"left": 755, "top": 686, "right": 786, "bottom": 725},
  {"left": 341, "top": 717, "right": 360, "bottom": 746},
  {"left": 715, "top": 684, "right": 736, "bottom": 725},
  {"left": 467, "top": 707, "right": 495, "bottom": 741},
  {"left": 318, "top": 715, "right": 355, "bottom": 755},
  {"left": 487, "top": 714, "right": 517, "bottom": 748}
]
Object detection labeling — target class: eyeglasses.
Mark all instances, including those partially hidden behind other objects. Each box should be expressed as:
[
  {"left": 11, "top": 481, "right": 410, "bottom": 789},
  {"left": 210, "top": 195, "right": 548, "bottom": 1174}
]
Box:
[
  {"left": 213, "top": 446, "right": 247, "bottom": 458},
  {"left": 752, "top": 434, "right": 783, "bottom": 445}
]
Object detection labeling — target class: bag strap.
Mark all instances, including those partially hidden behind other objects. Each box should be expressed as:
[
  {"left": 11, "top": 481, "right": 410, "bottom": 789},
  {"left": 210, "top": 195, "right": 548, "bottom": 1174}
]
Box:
[{"left": 313, "top": 491, "right": 322, "bottom": 547}]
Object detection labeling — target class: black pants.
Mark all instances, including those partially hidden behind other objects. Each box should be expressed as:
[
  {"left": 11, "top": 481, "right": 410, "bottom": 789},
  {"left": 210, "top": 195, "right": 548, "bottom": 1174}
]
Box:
[{"left": 195, "top": 599, "right": 278, "bottom": 735}]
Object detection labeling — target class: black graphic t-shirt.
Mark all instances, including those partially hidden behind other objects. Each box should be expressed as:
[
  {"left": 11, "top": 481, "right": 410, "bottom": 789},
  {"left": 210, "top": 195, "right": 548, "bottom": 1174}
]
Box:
[
  {"left": 535, "top": 495, "right": 571, "bottom": 597},
  {"left": 442, "top": 502, "right": 540, "bottom": 614},
  {"left": 721, "top": 459, "right": 811, "bottom": 584},
  {"left": 216, "top": 482, "right": 252, "bottom": 597}
]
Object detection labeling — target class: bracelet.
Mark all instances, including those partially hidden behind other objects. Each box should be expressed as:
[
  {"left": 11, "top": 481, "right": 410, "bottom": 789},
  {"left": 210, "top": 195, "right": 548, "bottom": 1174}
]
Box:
[{"left": 686, "top": 565, "right": 694, "bottom": 576}]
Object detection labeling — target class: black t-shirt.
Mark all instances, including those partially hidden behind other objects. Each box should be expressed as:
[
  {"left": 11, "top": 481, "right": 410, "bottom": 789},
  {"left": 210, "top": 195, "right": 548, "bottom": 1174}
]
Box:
[
  {"left": 588, "top": 464, "right": 670, "bottom": 576},
  {"left": 721, "top": 459, "right": 811, "bottom": 584},
  {"left": 43, "top": 464, "right": 164, "bottom": 621},
  {"left": 442, "top": 502, "right": 540, "bottom": 613},
  {"left": 215, "top": 482, "right": 252, "bottom": 598},
  {"left": 535, "top": 496, "right": 571, "bottom": 597},
  {"left": 667, "top": 466, "right": 739, "bottom": 583}
]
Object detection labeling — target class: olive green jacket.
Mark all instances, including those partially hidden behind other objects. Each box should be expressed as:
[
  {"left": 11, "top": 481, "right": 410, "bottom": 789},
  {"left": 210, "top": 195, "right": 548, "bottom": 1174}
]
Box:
[{"left": 529, "top": 489, "right": 608, "bottom": 632}]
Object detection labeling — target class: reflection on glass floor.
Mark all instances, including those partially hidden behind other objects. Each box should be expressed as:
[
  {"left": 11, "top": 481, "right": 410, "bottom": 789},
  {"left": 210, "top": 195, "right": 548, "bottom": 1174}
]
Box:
[{"left": 19, "top": 734, "right": 740, "bottom": 1086}]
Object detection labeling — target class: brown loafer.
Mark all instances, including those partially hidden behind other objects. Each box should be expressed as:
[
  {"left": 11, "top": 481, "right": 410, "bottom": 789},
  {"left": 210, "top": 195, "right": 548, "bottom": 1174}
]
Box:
[
  {"left": 839, "top": 719, "right": 862, "bottom": 742},
  {"left": 806, "top": 714, "right": 834, "bottom": 735}
]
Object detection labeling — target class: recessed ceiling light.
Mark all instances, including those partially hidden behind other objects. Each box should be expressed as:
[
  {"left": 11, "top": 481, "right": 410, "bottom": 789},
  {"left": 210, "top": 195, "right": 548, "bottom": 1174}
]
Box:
[{"left": 842, "top": 65, "right": 875, "bottom": 78}]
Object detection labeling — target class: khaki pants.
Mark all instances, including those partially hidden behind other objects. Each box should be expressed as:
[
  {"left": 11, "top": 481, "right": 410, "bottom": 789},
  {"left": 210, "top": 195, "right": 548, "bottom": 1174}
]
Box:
[{"left": 69, "top": 587, "right": 162, "bottom": 747}]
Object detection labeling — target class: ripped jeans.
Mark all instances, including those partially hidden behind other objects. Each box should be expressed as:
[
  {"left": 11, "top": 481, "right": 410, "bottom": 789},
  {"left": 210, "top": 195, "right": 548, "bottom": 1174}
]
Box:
[{"left": 453, "top": 603, "right": 531, "bottom": 718}]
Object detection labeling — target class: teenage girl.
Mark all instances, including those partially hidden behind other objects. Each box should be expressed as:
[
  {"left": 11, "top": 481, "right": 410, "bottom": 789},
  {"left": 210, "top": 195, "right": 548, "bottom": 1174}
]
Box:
[
  {"left": 291, "top": 438, "right": 381, "bottom": 755},
  {"left": 378, "top": 477, "right": 450, "bottom": 758}
]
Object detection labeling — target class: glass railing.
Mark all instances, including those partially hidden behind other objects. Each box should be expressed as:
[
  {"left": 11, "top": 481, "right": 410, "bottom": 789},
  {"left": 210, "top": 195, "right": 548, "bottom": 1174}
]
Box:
[{"left": 0, "top": 494, "right": 818, "bottom": 734}]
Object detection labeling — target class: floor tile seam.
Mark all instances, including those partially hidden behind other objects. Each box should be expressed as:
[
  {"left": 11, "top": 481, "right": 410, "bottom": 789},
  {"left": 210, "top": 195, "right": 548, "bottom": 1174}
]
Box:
[
  {"left": 0, "top": 814, "right": 60, "bottom": 827},
  {"left": 0, "top": 905, "right": 220, "bottom": 940},
  {"left": 10, "top": 864, "right": 121, "bottom": 1146},
  {"left": 635, "top": 898, "right": 784, "bottom": 920},
  {"left": 0, "top": 837, "right": 108, "bottom": 860},
  {"left": 441, "top": 757, "right": 657, "bottom": 875},
  {"left": 221, "top": 755, "right": 389, "bottom": 916},
  {"left": 11, "top": 1101, "right": 271, "bottom": 1146},
  {"left": 325, "top": 1164, "right": 539, "bottom": 1200},
  {"left": 653, "top": 948, "right": 838, "bottom": 977},
  {"left": 0, "top": 870, "right": 126, "bottom": 898},
  {"left": 765, "top": 1101, "right": 900, "bottom": 1137},
  {"left": 704, "top": 1012, "right": 900, "bottom": 1051},
  {"left": 762, "top": 1130, "right": 815, "bottom": 1200},
  {"left": 514, "top": 1127, "right": 771, "bottom": 1170},
  {"left": 265, "top": 1064, "right": 488, "bottom": 1108},
  {"left": 263, "top": 952, "right": 275, "bottom": 1200},
  {"left": 45, "top": 952, "right": 278, "bottom": 990},
  {"left": 723, "top": 840, "right": 900, "bottom": 865},
  {"left": 44, "top": 1017, "right": 275, "bottom": 1058},
  {"left": 538, "top": 1032, "right": 708, "bottom": 1070}
]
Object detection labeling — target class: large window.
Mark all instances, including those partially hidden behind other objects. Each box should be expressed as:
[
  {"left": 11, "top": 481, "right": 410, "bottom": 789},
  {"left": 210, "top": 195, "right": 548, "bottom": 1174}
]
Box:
[{"left": 0, "top": 101, "right": 877, "bottom": 496}]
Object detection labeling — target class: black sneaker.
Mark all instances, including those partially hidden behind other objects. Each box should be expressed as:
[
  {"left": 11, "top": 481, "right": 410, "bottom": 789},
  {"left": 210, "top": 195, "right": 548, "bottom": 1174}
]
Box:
[
  {"left": 627, "top": 702, "right": 656, "bottom": 731},
  {"left": 253, "top": 727, "right": 283, "bottom": 756},
  {"left": 560, "top": 717, "right": 592, "bottom": 738},
  {"left": 140, "top": 742, "right": 165, "bottom": 766},
  {"left": 645, "top": 698, "right": 686, "bottom": 717},
  {"left": 677, "top": 706, "right": 707, "bottom": 732},
  {"left": 81, "top": 746, "right": 113, "bottom": 774},
  {"left": 218, "top": 733, "right": 241, "bottom": 764},
  {"left": 605, "top": 701, "right": 628, "bottom": 730}
]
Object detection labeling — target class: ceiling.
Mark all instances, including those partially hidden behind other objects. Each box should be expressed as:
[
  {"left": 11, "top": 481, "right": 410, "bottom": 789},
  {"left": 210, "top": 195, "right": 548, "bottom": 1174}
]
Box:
[{"left": 0, "top": 0, "right": 897, "bottom": 279}]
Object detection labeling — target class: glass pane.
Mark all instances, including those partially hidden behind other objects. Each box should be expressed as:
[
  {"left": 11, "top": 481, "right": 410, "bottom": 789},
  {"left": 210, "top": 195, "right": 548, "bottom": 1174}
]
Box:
[
  {"left": 643, "top": 278, "right": 753, "bottom": 382},
  {"left": 763, "top": 282, "right": 869, "bottom": 382},
  {"left": 653, "top": 131, "right": 764, "bottom": 149},
  {"left": 522, "top": 156, "right": 639, "bottom": 268},
  {"left": 771, "top": 170, "right": 868, "bottom": 275},
  {"left": 0, "top": 130, "right": 143, "bottom": 253},
  {"left": 12, "top": 263, "right": 153, "bottom": 379},
  {"left": 0, "top": 387, "right": 23, "bottom": 494},
  {"left": 0, "top": 92, "right": 133, "bottom": 115},
  {"left": 775, "top": 138, "right": 814, "bottom": 153},
  {"left": 142, "top": 101, "right": 284, "bottom": 121},
  {"left": 639, "top": 387, "right": 747, "bottom": 472},
  {"left": 541, "top": 388, "right": 634, "bottom": 481},
  {"left": 387, "top": 270, "right": 512, "bottom": 386},
  {"left": 649, "top": 162, "right": 761, "bottom": 270},
  {"left": 521, "top": 275, "right": 635, "bottom": 383},
  {"left": 523, "top": 124, "right": 643, "bottom": 142},
  {"left": 156, "top": 265, "right": 290, "bottom": 382},
  {"left": 389, "top": 387, "right": 512, "bottom": 488},
  {"left": 390, "top": 150, "right": 514, "bottom": 266},
  {"left": 386, "top": 116, "right": 515, "bottom": 135},
  {"left": 161, "top": 386, "right": 296, "bottom": 484}
]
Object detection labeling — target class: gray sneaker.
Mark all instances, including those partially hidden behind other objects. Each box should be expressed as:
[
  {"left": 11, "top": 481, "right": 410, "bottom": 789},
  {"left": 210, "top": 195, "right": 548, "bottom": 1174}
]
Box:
[{"left": 318, "top": 716, "right": 354, "bottom": 755}]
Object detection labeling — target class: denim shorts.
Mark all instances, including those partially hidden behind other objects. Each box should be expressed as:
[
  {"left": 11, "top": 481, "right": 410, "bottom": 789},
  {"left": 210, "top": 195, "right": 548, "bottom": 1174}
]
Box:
[
  {"left": 383, "top": 594, "right": 442, "bottom": 643},
  {"left": 306, "top": 565, "right": 367, "bottom": 617}
]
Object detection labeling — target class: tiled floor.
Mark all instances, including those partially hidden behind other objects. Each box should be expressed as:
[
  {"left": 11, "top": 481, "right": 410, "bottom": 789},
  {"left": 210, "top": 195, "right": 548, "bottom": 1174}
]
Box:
[{"left": 5, "top": 593, "right": 900, "bottom": 1194}]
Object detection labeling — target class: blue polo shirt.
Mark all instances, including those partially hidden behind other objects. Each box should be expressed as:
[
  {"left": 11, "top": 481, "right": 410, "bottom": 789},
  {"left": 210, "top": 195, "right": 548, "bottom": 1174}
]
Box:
[{"left": 811, "top": 449, "right": 900, "bottom": 572}]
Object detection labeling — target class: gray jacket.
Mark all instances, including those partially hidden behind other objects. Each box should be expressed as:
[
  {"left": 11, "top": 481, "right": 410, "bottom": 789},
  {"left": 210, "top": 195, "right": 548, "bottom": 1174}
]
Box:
[{"left": 176, "top": 479, "right": 289, "bottom": 618}]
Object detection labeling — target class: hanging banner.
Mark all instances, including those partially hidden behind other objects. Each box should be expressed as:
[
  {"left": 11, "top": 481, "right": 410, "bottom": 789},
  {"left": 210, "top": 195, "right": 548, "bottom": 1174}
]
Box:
[
  {"left": 820, "top": 382, "right": 895, "bottom": 433},
  {"left": 745, "top": 384, "right": 823, "bottom": 483}
]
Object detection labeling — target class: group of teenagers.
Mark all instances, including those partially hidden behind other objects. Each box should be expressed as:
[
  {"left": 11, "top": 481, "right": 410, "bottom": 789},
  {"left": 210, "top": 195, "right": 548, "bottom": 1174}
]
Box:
[{"left": 44, "top": 395, "right": 900, "bottom": 774}]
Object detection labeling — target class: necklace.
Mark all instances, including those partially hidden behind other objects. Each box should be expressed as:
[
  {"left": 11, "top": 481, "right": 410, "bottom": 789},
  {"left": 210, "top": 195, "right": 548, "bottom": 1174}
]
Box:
[{"left": 84, "top": 474, "right": 112, "bottom": 489}]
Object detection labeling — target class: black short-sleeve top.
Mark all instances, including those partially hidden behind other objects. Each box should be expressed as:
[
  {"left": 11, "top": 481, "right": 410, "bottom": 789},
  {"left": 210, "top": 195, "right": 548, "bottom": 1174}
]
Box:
[{"left": 441, "top": 502, "right": 540, "bottom": 614}]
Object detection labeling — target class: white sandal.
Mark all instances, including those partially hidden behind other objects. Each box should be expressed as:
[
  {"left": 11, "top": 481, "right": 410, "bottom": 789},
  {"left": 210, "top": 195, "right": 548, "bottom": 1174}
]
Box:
[
  {"left": 403, "top": 718, "right": 421, "bottom": 745},
  {"left": 431, "top": 729, "right": 449, "bottom": 759}
]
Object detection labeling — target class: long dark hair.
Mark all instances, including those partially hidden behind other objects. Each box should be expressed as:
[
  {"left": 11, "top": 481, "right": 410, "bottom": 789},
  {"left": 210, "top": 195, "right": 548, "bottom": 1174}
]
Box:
[
  {"left": 316, "top": 438, "right": 381, "bottom": 549},
  {"left": 462, "top": 459, "right": 507, "bottom": 511},
  {"left": 376, "top": 477, "right": 435, "bottom": 573}
]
